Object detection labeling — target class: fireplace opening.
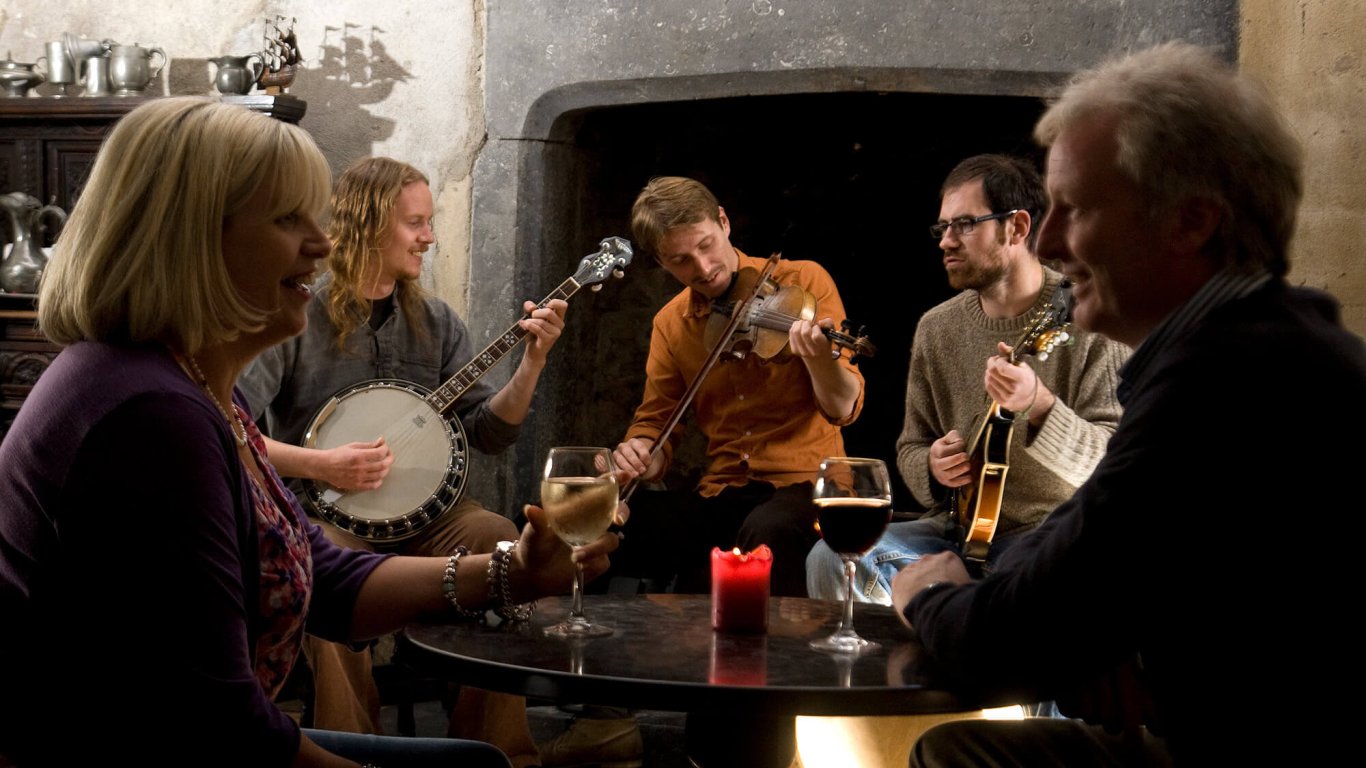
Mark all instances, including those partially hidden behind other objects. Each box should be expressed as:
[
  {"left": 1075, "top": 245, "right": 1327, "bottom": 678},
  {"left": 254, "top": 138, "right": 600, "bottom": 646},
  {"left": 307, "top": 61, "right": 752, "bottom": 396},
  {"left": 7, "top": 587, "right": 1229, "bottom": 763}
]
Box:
[{"left": 526, "top": 89, "right": 1048, "bottom": 512}]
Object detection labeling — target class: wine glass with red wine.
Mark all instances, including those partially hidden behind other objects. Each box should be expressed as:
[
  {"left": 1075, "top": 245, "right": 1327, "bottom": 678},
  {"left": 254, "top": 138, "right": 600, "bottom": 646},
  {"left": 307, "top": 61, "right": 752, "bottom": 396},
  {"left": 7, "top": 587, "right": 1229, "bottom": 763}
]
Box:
[{"left": 809, "top": 456, "right": 893, "bottom": 653}]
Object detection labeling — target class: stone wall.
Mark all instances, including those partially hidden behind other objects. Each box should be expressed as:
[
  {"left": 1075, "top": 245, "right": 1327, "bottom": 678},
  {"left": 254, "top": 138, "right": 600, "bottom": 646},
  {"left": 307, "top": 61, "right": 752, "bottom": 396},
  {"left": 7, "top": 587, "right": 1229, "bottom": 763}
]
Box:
[{"left": 1241, "top": 0, "right": 1366, "bottom": 335}]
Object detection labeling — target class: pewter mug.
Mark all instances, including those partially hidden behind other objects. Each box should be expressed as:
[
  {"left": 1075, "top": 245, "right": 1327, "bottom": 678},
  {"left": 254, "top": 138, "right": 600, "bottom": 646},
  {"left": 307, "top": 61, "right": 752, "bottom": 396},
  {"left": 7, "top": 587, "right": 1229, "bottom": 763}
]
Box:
[
  {"left": 43, "top": 41, "right": 77, "bottom": 96},
  {"left": 210, "top": 54, "right": 263, "bottom": 95},
  {"left": 108, "top": 43, "right": 165, "bottom": 95},
  {"left": 82, "top": 55, "right": 112, "bottom": 97}
]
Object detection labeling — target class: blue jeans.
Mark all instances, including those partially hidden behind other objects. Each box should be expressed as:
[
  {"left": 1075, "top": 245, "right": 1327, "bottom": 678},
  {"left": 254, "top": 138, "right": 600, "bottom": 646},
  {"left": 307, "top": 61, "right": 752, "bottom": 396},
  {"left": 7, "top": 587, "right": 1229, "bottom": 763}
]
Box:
[
  {"left": 303, "top": 728, "right": 512, "bottom": 767},
  {"left": 806, "top": 515, "right": 1023, "bottom": 605}
]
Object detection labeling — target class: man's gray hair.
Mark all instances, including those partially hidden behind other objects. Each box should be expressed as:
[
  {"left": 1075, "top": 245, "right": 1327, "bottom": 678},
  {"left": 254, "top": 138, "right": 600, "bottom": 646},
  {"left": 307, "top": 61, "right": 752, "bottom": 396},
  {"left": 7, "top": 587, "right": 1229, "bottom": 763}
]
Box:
[{"left": 1035, "top": 42, "right": 1302, "bottom": 276}]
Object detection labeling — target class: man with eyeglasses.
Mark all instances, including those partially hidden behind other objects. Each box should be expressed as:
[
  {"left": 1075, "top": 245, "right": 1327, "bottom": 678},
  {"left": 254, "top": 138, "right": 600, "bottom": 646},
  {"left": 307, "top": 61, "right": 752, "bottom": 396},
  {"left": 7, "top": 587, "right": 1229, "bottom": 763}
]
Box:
[{"left": 807, "top": 153, "right": 1129, "bottom": 603}]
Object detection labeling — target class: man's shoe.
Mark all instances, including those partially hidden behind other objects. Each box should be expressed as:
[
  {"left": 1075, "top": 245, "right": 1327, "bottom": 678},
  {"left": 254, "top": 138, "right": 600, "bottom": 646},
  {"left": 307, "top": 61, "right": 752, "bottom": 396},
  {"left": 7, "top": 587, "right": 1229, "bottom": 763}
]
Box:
[{"left": 536, "top": 715, "right": 644, "bottom": 768}]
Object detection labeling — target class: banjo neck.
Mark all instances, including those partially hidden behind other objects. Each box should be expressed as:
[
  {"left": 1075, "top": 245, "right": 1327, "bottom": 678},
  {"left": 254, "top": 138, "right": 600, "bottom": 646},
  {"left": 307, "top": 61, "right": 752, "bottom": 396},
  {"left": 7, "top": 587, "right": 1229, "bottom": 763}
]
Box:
[
  {"left": 421, "top": 236, "right": 634, "bottom": 416},
  {"left": 425, "top": 278, "right": 581, "bottom": 415}
]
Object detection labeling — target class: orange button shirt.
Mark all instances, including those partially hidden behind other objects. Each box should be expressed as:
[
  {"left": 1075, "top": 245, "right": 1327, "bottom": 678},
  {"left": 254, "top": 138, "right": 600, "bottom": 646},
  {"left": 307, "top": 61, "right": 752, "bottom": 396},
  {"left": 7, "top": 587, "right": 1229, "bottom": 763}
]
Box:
[{"left": 625, "top": 251, "right": 866, "bottom": 496}]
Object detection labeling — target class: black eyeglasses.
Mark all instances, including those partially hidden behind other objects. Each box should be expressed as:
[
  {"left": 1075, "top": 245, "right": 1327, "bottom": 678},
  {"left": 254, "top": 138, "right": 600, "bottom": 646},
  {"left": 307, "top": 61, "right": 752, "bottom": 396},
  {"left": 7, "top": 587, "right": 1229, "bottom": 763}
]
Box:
[{"left": 929, "top": 209, "right": 1021, "bottom": 240}]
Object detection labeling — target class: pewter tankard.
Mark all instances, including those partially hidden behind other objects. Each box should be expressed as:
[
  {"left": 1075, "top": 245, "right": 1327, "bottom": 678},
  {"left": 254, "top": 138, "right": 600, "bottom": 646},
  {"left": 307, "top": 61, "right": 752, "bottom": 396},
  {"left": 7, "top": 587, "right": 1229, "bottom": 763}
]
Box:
[
  {"left": 83, "top": 55, "right": 112, "bottom": 97},
  {"left": 43, "top": 41, "right": 77, "bottom": 96}
]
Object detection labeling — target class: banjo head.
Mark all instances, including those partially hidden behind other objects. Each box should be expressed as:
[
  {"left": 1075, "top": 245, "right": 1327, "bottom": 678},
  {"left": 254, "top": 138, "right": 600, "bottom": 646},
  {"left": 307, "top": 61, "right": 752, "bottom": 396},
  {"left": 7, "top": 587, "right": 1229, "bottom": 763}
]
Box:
[{"left": 301, "top": 380, "right": 468, "bottom": 542}]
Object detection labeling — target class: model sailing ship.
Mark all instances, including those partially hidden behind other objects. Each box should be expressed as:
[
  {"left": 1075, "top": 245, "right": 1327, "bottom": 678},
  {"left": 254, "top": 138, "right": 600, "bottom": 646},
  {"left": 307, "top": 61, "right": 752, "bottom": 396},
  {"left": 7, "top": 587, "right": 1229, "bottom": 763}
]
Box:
[{"left": 258, "top": 15, "right": 301, "bottom": 94}]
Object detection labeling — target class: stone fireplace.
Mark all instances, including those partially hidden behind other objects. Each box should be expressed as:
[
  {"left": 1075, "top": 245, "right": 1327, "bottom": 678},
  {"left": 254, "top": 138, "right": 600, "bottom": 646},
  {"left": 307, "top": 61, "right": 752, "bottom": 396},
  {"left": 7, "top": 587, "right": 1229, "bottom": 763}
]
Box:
[{"left": 462, "top": 0, "right": 1238, "bottom": 512}]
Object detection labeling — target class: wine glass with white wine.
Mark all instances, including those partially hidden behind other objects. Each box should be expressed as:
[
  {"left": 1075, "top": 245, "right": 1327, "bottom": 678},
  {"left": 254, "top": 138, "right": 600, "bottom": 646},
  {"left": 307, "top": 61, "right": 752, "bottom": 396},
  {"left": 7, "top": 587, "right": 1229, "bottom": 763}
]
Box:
[
  {"left": 541, "top": 446, "right": 619, "bottom": 639},
  {"left": 810, "top": 456, "right": 893, "bottom": 654}
]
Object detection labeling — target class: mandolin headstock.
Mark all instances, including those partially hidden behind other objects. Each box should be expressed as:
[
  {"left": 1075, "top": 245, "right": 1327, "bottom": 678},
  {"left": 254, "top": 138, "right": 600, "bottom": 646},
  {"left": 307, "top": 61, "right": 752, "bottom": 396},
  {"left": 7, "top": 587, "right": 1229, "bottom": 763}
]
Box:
[{"left": 1012, "top": 279, "right": 1074, "bottom": 363}]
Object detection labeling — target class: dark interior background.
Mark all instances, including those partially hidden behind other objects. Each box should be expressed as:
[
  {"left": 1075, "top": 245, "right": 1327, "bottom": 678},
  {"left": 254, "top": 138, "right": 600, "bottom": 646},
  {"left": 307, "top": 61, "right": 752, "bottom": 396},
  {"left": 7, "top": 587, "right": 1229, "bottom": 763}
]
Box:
[{"left": 533, "top": 90, "right": 1048, "bottom": 513}]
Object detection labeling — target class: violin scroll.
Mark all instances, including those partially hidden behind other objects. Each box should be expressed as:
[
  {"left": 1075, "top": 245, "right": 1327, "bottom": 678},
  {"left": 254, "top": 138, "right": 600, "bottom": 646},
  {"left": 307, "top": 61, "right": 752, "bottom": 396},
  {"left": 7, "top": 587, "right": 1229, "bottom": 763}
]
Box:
[{"left": 827, "top": 320, "right": 876, "bottom": 362}]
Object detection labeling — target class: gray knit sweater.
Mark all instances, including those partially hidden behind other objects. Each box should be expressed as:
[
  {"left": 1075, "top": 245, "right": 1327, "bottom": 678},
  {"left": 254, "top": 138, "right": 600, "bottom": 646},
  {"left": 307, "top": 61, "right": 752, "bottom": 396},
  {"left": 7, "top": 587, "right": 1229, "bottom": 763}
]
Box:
[{"left": 896, "top": 267, "right": 1129, "bottom": 535}]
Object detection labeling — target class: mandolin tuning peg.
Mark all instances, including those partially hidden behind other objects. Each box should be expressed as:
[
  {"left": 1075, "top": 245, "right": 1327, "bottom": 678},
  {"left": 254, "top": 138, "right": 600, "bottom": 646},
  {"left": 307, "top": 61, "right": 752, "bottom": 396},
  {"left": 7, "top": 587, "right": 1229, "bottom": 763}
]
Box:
[
  {"left": 612, "top": 268, "right": 625, "bottom": 279},
  {"left": 1037, "top": 351, "right": 1050, "bottom": 362},
  {"left": 590, "top": 283, "right": 603, "bottom": 292}
]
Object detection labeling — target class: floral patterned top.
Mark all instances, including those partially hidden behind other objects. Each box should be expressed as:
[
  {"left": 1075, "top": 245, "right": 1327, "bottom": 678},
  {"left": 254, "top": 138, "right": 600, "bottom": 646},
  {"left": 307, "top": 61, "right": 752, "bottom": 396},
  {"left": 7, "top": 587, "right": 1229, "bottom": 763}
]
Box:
[{"left": 240, "top": 404, "right": 314, "bottom": 699}]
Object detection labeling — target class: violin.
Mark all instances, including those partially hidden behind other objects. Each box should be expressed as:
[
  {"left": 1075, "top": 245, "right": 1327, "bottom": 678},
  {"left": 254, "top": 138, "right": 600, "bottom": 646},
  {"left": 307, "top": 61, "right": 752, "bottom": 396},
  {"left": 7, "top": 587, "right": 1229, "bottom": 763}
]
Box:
[{"left": 705, "top": 257, "right": 876, "bottom": 362}]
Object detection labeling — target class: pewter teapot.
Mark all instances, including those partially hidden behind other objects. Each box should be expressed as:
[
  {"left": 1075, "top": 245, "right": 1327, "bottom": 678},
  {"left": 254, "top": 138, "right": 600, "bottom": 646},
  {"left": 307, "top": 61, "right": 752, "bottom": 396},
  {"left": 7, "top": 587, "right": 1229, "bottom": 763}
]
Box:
[
  {"left": 108, "top": 43, "right": 165, "bottom": 95},
  {"left": 0, "top": 52, "right": 44, "bottom": 98},
  {"left": 1, "top": 192, "right": 68, "bottom": 295}
]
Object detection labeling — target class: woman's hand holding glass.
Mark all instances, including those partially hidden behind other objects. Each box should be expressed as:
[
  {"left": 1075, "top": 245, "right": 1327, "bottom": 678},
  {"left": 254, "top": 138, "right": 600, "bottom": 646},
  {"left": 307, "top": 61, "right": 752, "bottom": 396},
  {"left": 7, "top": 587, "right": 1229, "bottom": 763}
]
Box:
[{"left": 504, "top": 495, "right": 628, "bottom": 605}]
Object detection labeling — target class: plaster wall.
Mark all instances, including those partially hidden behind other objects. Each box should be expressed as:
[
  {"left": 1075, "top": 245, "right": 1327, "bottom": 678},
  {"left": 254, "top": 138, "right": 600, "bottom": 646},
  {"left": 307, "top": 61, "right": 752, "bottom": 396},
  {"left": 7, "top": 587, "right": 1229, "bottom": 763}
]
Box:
[
  {"left": 1241, "top": 0, "right": 1366, "bottom": 338},
  {"left": 0, "top": 0, "right": 485, "bottom": 309}
]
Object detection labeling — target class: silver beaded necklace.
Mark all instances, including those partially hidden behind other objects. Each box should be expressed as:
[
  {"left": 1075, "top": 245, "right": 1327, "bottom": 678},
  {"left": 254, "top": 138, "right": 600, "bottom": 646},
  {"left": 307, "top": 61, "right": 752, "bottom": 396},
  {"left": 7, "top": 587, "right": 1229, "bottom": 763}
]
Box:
[{"left": 177, "top": 352, "right": 249, "bottom": 447}]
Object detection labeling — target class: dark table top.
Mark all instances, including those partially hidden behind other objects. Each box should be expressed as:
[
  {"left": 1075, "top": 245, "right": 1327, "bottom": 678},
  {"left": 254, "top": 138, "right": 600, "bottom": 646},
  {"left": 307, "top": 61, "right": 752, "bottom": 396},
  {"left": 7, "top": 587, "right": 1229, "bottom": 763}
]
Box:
[{"left": 399, "top": 593, "right": 995, "bottom": 718}]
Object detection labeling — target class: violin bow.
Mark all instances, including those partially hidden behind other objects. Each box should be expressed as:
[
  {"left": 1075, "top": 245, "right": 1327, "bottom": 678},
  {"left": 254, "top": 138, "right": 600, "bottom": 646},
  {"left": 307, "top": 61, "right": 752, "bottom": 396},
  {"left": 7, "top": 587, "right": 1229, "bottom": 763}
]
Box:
[{"left": 619, "top": 253, "right": 783, "bottom": 503}]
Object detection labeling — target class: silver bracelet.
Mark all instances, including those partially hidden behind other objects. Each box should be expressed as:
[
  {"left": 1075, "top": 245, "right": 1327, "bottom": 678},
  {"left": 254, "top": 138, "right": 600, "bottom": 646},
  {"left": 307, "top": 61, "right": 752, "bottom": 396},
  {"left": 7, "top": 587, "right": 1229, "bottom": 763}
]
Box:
[
  {"left": 488, "top": 540, "right": 535, "bottom": 622},
  {"left": 441, "top": 546, "right": 485, "bottom": 622}
]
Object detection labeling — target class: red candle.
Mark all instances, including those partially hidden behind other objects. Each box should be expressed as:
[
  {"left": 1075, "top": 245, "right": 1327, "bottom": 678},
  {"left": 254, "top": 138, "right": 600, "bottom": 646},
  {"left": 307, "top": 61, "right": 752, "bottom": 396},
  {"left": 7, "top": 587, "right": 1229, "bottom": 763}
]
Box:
[{"left": 711, "top": 545, "right": 773, "bottom": 633}]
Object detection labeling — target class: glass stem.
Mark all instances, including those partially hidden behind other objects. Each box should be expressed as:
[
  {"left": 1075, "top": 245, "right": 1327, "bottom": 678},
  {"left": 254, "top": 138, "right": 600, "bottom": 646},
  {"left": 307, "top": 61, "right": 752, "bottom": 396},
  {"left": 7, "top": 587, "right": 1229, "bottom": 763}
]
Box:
[
  {"left": 569, "top": 561, "right": 587, "bottom": 621},
  {"left": 840, "top": 556, "right": 857, "bottom": 635}
]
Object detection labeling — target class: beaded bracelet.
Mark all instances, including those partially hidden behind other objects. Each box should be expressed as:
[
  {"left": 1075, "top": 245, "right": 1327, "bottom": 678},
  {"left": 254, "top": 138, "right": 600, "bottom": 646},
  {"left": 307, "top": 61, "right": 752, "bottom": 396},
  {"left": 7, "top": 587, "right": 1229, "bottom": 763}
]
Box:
[
  {"left": 441, "top": 546, "right": 485, "bottom": 622},
  {"left": 488, "top": 541, "right": 535, "bottom": 622}
]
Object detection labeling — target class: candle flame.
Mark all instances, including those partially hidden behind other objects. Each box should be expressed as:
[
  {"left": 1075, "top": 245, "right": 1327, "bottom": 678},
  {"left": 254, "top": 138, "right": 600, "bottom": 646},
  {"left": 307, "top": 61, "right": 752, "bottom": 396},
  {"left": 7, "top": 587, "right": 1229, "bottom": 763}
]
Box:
[{"left": 732, "top": 547, "right": 743, "bottom": 556}]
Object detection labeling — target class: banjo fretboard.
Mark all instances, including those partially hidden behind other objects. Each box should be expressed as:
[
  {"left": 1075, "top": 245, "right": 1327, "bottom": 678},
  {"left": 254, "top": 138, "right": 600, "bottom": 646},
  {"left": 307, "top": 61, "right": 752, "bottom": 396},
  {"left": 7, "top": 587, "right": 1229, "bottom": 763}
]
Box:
[
  {"left": 420, "top": 236, "right": 633, "bottom": 416},
  {"left": 425, "top": 279, "right": 580, "bottom": 415}
]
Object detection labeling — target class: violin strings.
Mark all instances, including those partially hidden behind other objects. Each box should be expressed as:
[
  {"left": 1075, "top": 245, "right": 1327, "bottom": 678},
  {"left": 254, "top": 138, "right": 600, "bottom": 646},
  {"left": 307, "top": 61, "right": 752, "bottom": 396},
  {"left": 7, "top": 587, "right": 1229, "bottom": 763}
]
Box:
[{"left": 747, "top": 308, "right": 857, "bottom": 342}]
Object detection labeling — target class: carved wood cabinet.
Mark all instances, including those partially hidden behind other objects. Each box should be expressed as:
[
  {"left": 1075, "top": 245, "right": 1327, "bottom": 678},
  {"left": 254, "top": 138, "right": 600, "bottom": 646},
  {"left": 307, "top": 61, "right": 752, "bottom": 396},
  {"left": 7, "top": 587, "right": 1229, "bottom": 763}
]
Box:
[{"left": 0, "top": 95, "right": 307, "bottom": 436}]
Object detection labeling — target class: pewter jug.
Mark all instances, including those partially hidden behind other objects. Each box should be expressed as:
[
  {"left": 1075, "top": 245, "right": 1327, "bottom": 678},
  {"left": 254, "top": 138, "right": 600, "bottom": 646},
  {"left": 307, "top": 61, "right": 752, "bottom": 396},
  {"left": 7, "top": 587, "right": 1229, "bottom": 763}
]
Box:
[
  {"left": 108, "top": 43, "right": 165, "bottom": 95},
  {"left": 1, "top": 192, "right": 68, "bottom": 295},
  {"left": 210, "top": 54, "right": 263, "bottom": 95}
]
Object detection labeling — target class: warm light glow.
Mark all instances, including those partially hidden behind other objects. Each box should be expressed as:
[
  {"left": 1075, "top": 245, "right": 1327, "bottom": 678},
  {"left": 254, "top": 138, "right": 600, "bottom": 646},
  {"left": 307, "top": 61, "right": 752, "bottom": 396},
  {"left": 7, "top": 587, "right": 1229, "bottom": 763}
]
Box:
[{"left": 796, "top": 707, "right": 1029, "bottom": 767}]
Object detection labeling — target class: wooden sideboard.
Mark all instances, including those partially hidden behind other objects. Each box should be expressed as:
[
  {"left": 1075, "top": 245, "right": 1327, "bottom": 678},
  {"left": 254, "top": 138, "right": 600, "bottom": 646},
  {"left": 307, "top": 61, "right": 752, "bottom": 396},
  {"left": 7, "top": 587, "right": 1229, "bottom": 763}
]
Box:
[
  {"left": 0, "top": 293, "right": 53, "bottom": 435},
  {"left": 0, "top": 94, "right": 307, "bottom": 437}
]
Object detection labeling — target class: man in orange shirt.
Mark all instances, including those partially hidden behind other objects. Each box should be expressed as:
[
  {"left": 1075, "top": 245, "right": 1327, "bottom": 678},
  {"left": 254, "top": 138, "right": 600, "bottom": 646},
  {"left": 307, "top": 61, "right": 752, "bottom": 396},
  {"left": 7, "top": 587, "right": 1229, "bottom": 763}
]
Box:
[
  {"left": 610, "top": 175, "right": 866, "bottom": 597},
  {"left": 540, "top": 175, "right": 866, "bottom": 768}
]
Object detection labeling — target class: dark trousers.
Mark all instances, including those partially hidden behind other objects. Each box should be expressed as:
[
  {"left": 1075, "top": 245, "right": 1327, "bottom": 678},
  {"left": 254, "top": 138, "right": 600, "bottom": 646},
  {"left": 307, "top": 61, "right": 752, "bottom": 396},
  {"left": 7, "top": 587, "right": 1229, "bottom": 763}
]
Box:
[{"left": 603, "top": 482, "right": 819, "bottom": 597}]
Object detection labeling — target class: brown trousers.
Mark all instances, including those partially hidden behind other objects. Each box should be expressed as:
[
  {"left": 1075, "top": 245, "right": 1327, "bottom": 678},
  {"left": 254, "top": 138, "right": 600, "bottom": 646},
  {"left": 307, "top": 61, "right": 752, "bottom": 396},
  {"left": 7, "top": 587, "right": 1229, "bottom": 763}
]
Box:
[{"left": 304, "top": 497, "right": 539, "bottom": 765}]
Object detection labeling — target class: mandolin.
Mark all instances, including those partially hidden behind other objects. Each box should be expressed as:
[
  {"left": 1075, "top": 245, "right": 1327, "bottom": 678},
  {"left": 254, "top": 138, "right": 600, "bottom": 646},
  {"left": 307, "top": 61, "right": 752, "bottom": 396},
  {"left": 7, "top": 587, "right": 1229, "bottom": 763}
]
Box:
[{"left": 953, "top": 280, "right": 1073, "bottom": 564}]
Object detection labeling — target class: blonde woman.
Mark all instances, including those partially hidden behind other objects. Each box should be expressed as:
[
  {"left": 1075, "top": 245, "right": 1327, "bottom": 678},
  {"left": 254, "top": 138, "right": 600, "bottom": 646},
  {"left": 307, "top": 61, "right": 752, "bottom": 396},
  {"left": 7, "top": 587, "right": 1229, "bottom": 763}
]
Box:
[{"left": 0, "top": 97, "right": 618, "bottom": 768}]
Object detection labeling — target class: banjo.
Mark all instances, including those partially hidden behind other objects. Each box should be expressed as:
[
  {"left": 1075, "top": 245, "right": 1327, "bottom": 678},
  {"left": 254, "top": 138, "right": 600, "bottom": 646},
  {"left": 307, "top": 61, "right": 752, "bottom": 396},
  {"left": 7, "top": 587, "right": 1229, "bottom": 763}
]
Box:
[{"left": 299, "top": 236, "right": 633, "bottom": 542}]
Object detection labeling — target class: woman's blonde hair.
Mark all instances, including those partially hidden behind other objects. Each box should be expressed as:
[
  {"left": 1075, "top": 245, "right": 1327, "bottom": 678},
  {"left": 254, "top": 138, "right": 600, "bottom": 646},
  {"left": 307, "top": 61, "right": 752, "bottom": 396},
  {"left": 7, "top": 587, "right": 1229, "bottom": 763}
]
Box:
[
  {"left": 38, "top": 96, "right": 331, "bottom": 353},
  {"left": 325, "top": 156, "right": 431, "bottom": 346}
]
